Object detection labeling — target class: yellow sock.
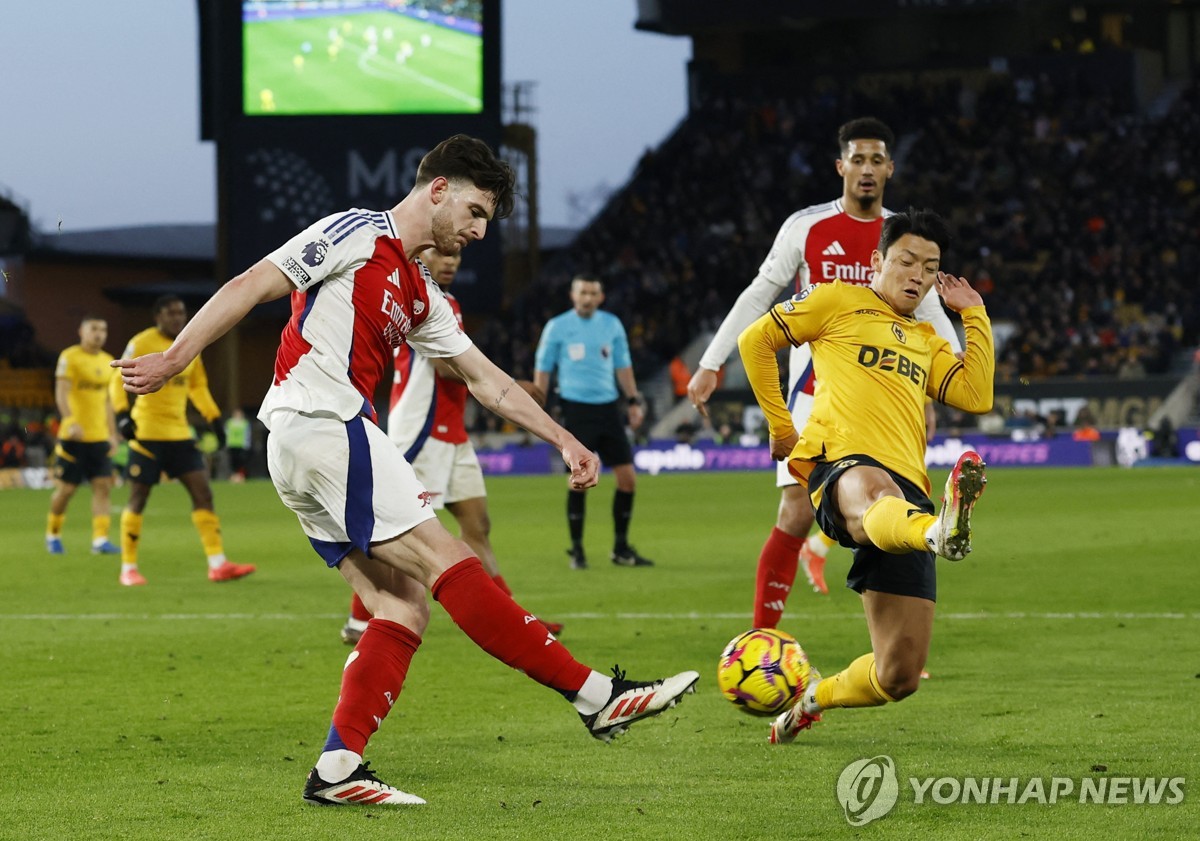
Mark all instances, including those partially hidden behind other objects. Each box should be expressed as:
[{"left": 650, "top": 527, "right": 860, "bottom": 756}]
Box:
[
  {"left": 815, "top": 653, "right": 896, "bottom": 709},
  {"left": 47, "top": 513, "right": 66, "bottom": 537},
  {"left": 815, "top": 531, "right": 836, "bottom": 550},
  {"left": 92, "top": 515, "right": 111, "bottom": 544},
  {"left": 191, "top": 509, "right": 224, "bottom": 557},
  {"left": 121, "top": 510, "right": 143, "bottom": 564},
  {"left": 861, "top": 495, "right": 937, "bottom": 554}
]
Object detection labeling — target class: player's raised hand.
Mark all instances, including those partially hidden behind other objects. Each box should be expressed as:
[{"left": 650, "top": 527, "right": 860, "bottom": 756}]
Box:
[
  {"left": 111, "top": 352, "right": 180, "bottom": 395},
  {"left": 561, "top": 439, "right": 599, "bottom": 490},
  {"left": 687, "top": 368, "right": 719, "bottom": 418},
  {"left": 934, "top": 271, "right": 983, "bottom": 312}
]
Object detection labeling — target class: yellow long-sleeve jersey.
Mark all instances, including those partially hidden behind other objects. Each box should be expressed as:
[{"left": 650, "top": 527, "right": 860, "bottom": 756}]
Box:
[
  {"left": 110, "top": 327, "right": 220, "bottom": 441},
  {"left": 738, "top": 281, "right": 994, "bottom": 494},
  {"left": 55, "top": 345, "right": 115, "bottom": 442}
]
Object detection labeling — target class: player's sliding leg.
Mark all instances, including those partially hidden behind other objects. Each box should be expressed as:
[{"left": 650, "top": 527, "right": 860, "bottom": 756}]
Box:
[
  {"left": 771, "top": 590, "right": 933, "bottom": 744},
  {"left": 752, "top": 486, "right": 815, "bottom": 627},
  {"left": 854, "top": 450, "right": 986, "bottom": 562}
]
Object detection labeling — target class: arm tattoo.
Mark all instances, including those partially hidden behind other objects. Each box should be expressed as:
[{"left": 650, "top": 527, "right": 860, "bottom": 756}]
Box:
[{"left": 493, "top": 381, "right": 514, "bottom": 412}]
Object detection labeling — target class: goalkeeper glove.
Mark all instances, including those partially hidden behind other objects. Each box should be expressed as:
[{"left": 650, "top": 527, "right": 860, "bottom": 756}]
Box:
[{"left": 116, "top": 412, "right": 137, "bottom": 441}]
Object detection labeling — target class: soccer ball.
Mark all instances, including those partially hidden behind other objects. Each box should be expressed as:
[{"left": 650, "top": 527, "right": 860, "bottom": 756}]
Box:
[{"left": 717, "top": 628, "right": 814, "bottom": 716}]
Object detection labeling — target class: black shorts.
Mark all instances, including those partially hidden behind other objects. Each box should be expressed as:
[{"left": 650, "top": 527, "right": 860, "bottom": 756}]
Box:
[
  {"left": 127, "top": 439, "right": 205, "bottom": 485},
  {"left": 53, "top": 440, "right": 113, "bottom": 485},
  {"left": 807, "top": 453, "right": 937, "bottom": 602},
  {"left": 559, "top": 398, "right": 633, "bottom": 467}
]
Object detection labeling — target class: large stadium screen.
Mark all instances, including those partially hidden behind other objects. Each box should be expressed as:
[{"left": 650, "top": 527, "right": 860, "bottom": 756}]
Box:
[{"left": 242, "top": 0, "right": 484, "bottom": 116}]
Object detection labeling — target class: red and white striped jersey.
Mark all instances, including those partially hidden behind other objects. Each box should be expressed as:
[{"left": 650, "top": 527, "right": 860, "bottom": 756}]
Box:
[
  {"left": 259, "top": 208, "right": 470, "bottom": 427},
  {"left": 698, "top": 200, "right": 959, "bottom": 371},
  {"left": 388, "top": 289, "right": 470, "bottom": 458}
]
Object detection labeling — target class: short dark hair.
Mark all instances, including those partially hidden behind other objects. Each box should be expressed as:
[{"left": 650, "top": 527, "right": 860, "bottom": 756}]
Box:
[
  {"left": 837, "top": 117, "right": 895, "bottom": 155},
  {"left": 415, "top": 134, "right": 515, "bottom": 220},
  {"left": 152, "top": 294, "right": 183, "bottom": 315},
  {"left": 80, "top": 314, "right": 106, "bottom": 324},
  {"left": 571, "top": 273, "right": 602, "bottom": 289},
  {"left": 878, "top": 208, "right": 951, "bottom": 256}
]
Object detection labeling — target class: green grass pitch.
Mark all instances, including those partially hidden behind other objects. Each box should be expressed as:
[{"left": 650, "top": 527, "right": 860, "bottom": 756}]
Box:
[
  {"left": 2, "top": 467, "right": 1198, "bottom": 839},
  {"left": 243, "top": 12, "right": 482, "bottom": 115}
]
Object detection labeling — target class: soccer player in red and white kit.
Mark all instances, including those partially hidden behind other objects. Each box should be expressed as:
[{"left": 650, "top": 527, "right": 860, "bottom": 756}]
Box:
[
  {"left": 114, "top": 135, "right": 698, "bottom": 806},
  {"left": 688, "top": 118, "right": 962, "bottom": 626},
  {"left": 339, "top": 247, "right": 562, "bottom": 644}
]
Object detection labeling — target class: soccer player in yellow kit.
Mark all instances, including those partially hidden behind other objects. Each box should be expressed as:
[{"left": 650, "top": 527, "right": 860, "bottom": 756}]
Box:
[
  {"left": 109, "top": 295, "right": 254, "bottom": 586},
  {"left": 46, "top": 316, "right": 120, "bottom": 554},
  {"left": 737, "top": 209, "right": 994, "bottom": 743}
]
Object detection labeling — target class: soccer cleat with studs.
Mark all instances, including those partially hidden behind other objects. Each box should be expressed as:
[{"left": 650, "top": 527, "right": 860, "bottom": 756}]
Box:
[
  {"left": 303, "top": 763, "right": 425, "bottom": 806},
  {"left": 91, "top": 539, "right": 120, "bottom": 555},
  {"left": 46, "top": 536, "right": 65, "bottom": 555},
  {"left": 927, "top": 449, "right": 987, "bottom": 561},
  {"left": 580, "top": 665, "right": 699, "bottom": 742},
  {"left": 769, "top": 704, "right": 823, "bottom": 745},
  {"left": 340, "top": 622, "right": 365, "bottom": 646},
  {"left": 611, "top": 545, "right": 654, "bottom": 567},
  {"left": 119, "top": 568, "right": 148, "bottom": 587}
]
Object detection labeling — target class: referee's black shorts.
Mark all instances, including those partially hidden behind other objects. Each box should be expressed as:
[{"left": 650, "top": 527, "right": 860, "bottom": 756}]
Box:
[
  {"left": 807, "top": 453, "right": 937, "bottom": 602},
  {"left": 558, "top": 398, "right": 633, "bottom": 468}
]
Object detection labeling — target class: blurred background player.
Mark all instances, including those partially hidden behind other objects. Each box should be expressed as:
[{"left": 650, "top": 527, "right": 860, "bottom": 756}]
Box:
[
  {"left": 735, "top": 209, "right": 993, "bottom": 744},
  {"left": 225, "top": 407, "right": 252, "bottom": 483},
  {"left": 340, "top": 247, "right": 563, "bottom": 644},
  {"left": 534, "top": 275, "right": 652, "bottom": 570},
  {"left": 687, "top": 117, "right": 961, "bottom": 626},
  {"left": 45, "top": 315, "right": 120, "bottom": 555},
  {"left": 109, "top": 295, "right": 254, "bottom": 586}
]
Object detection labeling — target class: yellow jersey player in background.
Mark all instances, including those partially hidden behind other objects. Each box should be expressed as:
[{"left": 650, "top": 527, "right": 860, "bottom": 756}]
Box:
[
  {"left": 46, "top": 315, "right": 120, "bottom": 555},
  {"left": 109, "top": 295, "right": 254, "bottom": 586},
  {"left": 737, "top": 208, "right": 994, "bottom": 744}
]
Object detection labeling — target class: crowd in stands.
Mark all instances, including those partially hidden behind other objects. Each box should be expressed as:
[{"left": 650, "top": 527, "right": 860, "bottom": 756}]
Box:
[{"left": 478, "top": 68, "right": 1199, "bottom": 415}]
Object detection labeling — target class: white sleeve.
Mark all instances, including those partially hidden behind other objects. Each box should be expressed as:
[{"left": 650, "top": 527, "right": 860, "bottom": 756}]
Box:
[
  {"left": 407, "top": 283, "right": 473, "bottom": 358},
  {"left": 915, "top": 291, "right": 963, "bottom": 353},
  {"left": 697, "top": 272, "right": 792, "bottom": 370},
  {"left": 265, "top": 213, "right": 362, "bottom": 292}
]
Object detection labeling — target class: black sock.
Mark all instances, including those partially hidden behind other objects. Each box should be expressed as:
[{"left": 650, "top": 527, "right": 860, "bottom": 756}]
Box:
[
  {"left": 613, "top": 490, "right": 634, "bottom": 550},
  {"left": 568, "top": 490, "right": 586, "bottom": 546}
]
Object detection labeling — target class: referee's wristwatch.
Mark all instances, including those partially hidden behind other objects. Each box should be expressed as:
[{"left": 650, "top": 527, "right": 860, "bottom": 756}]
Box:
[{"left": 627, "top": 394, "right": 643, "bottom": 407}]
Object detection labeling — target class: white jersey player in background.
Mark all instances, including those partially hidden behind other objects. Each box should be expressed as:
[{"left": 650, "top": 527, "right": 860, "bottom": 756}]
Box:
[
  {"left": 339, "top": 246, "right": 562, "bottom": 644},
  {"left": 688, "top": 117, "right": 962, "bottom": 630}
]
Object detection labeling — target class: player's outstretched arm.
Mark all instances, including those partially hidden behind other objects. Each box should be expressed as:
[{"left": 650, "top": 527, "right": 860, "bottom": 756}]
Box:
[
  {"left": 445, "top": 345, "right": 598, "bottom": 489},
  {"left": 930, "top": 272, "right": 994, "bottom": 414},
  {"left": 112, "top": 260, "right": 293, "bottom": 394},
  {"left": 737, "top": 311, "right": 797, "bottom": 458}
]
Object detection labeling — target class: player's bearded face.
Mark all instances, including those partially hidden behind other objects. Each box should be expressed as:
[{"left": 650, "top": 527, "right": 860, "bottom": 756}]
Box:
[
  {"left": 430, "top": 206, "right": 463, "bottom": 255},
  {"left": 870, "top": 233, "right": 940, "bottom": 315}
]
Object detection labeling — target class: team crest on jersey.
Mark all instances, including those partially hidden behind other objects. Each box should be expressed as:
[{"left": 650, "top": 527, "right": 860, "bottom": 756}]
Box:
[
  {"left": 301, "top": 238, "right": 330, "bottom": 267},
  {"left": 892, "top": 323, "right": 906, "bottom": 344},
  {"left": 413, "top": 301, "right": 425, "bottom": 315}
]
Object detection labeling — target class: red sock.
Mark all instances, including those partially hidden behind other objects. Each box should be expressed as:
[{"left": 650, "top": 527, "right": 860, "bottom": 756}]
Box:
[
  {"left": 491, "top": 574, "right": 512, "bottom": 596},
  {"left": 324, "top": 618, "right": 420, "bottom": 756},
  {"left": 433, "top": 558, "right": 589, "bottom": 695},
  {"left": 753, "top": 527, "right": 805, "bottom": 628},
  {"left": 349, "top": 592, "right": 372, "bottom": 622}
]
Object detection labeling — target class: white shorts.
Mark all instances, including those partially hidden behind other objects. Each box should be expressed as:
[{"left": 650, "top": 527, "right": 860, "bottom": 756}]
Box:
[
  {"left": 408, "top": 438, "right": 486, "bottom": 509},
  {"left": 264, "top": 410, "right": 437, "bottom": 566},
  {"left": 776, "top": 344, "right": 817, "bottom": 488}
]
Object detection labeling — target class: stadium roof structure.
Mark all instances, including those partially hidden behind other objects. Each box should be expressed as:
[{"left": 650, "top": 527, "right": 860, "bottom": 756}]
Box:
[{"left": 30, "top": 224, "right": 216, "bottom": 263}]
